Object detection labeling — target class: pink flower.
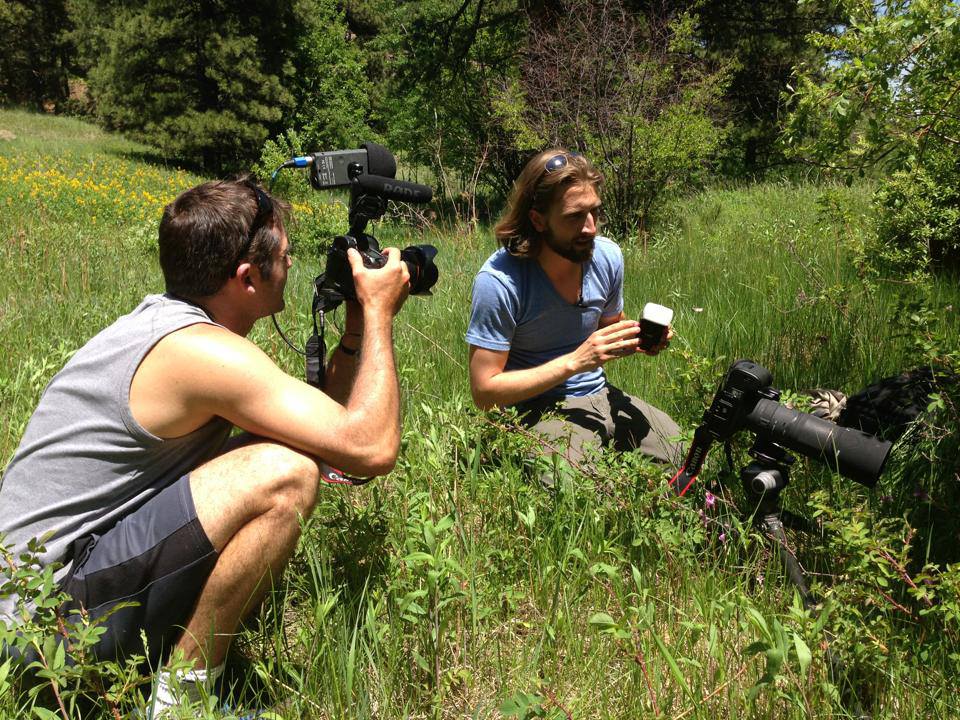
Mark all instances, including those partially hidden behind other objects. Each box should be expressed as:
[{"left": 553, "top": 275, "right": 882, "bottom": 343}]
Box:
[{"left": 704, "top": 491, "right": 716, "bottom": 509}]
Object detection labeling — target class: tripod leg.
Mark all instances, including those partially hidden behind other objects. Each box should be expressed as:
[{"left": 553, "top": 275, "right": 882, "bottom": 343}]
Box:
[
  {"left": 759, "top": 513, "right": 817, "bottom": 610},
  {"left": 758, "top": 513, "right": 871, "bottom": 720}
]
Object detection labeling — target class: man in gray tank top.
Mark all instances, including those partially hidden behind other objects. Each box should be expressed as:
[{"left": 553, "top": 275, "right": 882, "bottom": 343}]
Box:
[{"left": 0, "top": 177, "right": 411, "bottom": 714}]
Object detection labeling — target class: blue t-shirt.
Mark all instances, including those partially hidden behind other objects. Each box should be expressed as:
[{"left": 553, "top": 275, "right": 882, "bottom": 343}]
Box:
[{"left": 465, "top": 236, "right": 624, "bottom": 402}]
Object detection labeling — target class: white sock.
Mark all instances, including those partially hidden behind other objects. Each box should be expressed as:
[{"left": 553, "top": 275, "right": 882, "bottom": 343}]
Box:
[{"left": 149, "top": 663, "right": 225, "bottom": 718}]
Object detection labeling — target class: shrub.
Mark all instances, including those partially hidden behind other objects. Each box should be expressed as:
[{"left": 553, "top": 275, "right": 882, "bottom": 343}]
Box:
[{"left": 871, "top": 148, "right": 960, "bottom": 276}]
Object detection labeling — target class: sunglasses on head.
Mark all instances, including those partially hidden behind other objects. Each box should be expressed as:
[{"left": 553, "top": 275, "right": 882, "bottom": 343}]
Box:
[
  {"left": 231, "top": 180, "right": 273, "bottom": 276},
  {"left": 543, "top": 152, "right": 583, "bottom": 174}
]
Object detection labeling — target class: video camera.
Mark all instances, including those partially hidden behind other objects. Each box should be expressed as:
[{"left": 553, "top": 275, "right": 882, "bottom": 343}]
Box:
[
  {"left": 671, "top": 360, "right": 893, "bottom": 495},
  {"left": 273, "top": 141, "right": 439, "bottom": 387},
  {"left": 299, "top": 141, "right": 438, "bottom": 313}
]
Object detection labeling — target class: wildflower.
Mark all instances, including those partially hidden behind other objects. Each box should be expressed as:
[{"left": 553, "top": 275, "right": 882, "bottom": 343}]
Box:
[
  {"left": 718, "top": 532, "right": 726, "bottom": 543},
  {"left": 704, "top": 490, "right": 716, "bottom": 509}
]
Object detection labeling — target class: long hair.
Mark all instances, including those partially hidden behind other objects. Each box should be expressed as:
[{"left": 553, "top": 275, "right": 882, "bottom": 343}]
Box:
[{"left": 494, "top": 149, "right": 602, "bottom": 257}]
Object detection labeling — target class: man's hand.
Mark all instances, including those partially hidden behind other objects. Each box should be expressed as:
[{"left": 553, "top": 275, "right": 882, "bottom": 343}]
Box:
[
  {"left": 348, "top": 247, "right": 410, "bottom": 317},
  {"left": 567, "top": 319, "right": 644, "bottom": 373}
]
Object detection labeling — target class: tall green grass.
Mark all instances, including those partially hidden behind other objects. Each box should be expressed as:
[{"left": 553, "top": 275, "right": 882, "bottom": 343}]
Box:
[{"left": 1, "top": 110, "right": 958, "bottom": 719}]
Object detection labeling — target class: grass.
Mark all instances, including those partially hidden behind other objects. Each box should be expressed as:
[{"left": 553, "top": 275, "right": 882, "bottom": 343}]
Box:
[{"left": 1, "top": 109, "right": 959, "bottom": 719}]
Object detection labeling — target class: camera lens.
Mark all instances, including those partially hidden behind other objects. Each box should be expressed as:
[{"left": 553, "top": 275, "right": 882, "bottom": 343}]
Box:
[
  {"left": 746, "top": 398, "right": 892, "bottom": 487},
  {"left": 400, "top": 244, "right": 439, "bottom": 295}
]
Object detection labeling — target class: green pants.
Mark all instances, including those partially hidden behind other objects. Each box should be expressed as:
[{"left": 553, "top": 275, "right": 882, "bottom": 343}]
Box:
[{"left": 518, "top": 384, "right": 682, "bottom": 488}]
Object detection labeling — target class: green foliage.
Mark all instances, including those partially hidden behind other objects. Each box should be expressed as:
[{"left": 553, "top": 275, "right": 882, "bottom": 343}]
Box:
[
  {"left": 75, "top": 0, "right": 297, "bottom": 173},
  {"left": 500, "top": 690, "right": 551, "bottom": 718},
  {"left": 0, "top": 537, "right": 154, "bottom": 719},
  {"left": 374, "top": 0, "right": 529, "bottom": 205},
  {"left": 390, "top": 487, "right": 466, "bottom": 688},
  {"left": 785, "top": 0, "right": 960, "bottom": 269},
  {"left": 253, "top": 129, "right": 350, "bottom": 257},
  {"left": 286, "top": 0, "right": 374, "bottom": 152},
  {"left": 691, "top": 0, "right": 847, "bottom": 176},
  {"left": 4, "top": 111, "right": 960, "bottom": 718},
  {"left": 872, "top": 149, "right": 960, "bottom": 275},
  {"left": 786, "top": 0, "right": 960, "bottom": 173},
  {"left": 61, "top": 0, "right": 374, "bottom": 176},
  {"left": 805, "top": 486, "right": 959, "bottom": 702},
  {"left": 0, "top": 1, "right": 73, "bottom": 109},
  {"left": 512, "top": 1, "right": 730, "bottom": 237}
]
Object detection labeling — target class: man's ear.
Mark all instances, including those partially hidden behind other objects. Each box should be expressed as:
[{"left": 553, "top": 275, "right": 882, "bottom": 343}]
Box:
[
  {"left": 529, "top": 208, "right": 547, "bottom": 233},
  {"left": 234, "top": 262, "right": 256, "bottom": 294}
]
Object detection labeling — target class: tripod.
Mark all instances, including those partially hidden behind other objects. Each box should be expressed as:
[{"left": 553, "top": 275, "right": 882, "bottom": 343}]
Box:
[{"left": 727, "top": 435, "right": 871, "bottom": 720}]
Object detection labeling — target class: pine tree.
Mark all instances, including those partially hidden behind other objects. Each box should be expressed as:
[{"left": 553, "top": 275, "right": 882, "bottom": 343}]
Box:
[{"left": 76, "top": 0, "right": 298, "bottom": 173}]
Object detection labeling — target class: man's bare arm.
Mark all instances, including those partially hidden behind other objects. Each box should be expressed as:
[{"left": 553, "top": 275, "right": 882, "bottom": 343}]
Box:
[
  {"left": 323, "top": 302, "right": 364, "bottom": 405},
  {"left": 468, "top": 317, "right": 643, "bottom": 410},
  {"left": 132, "top": 248, "right": 410, "bottom": 477}
]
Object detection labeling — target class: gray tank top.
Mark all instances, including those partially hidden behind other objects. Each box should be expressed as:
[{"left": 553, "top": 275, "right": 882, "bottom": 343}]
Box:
[{"left": 0, "top": 294, "right": 233, "bottom": 623}]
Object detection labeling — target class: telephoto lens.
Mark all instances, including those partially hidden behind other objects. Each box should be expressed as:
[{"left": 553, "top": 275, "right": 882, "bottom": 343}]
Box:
[{"left": 746, "top": 398, "right": 892, "bottom": 487}]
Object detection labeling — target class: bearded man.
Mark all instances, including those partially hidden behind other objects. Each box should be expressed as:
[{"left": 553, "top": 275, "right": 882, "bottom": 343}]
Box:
[{"left": 465, "top": 150, "right": 681, "bottom": 486}]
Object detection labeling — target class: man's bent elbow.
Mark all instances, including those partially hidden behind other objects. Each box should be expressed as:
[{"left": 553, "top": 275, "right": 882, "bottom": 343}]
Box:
[
  {"left": 349, "top": 434, "right": 400, "bottom": 476},
  {"left": 365, "top": 448, "right": 399, "bottom": 477},
  {"left": 470, "top": 383, "right": 497, "bottom": 411},
  {"left": 332, "top": 449, "right": 397, "bottom": 479}
]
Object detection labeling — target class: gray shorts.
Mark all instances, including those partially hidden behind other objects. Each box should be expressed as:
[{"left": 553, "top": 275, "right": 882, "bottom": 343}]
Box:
[{"left": 59, "top": 474, "right": 217, "bottom": 665}]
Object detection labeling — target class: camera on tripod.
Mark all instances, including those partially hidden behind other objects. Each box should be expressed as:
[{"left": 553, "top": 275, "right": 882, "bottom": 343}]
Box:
[
  {"left": 673, "top": 361, "right": 894, "bottom": 718},
  {"left": 671, "top": 359, "right": 893, "bottom": 496}
]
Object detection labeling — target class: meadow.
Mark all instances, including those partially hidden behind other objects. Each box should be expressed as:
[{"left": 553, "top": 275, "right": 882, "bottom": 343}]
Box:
[{"left": 1, "top": 108, "right": 958, "bottom": 719}]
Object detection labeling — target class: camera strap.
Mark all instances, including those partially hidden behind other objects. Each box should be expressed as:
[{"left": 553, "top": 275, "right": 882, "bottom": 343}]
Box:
[
  {"left": 306, "top": 310, "right": 326, "bottom": 389},
  {"left": 319, "top": 462, "right": 376, "bottom": 486},
  {"left": 669, "top": 424, "right": 715, "bottom": 496}
]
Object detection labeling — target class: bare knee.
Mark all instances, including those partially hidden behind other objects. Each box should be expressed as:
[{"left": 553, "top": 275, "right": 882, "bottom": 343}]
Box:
[
  {"left": 228, "top": 441, "right": 320, "bottom": 518},
  {"left": 260, "top": 443, "right": 320, "bottom": 514},
  {"left": 191, "top": 441, "right": 321, "bottom": 552}
]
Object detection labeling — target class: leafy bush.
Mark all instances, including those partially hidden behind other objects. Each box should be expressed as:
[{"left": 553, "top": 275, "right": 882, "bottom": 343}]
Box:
[
  {"left": 287, "top": 0, "right": 374, "bottom": 154},
  {"left": 510, "top": 1, "right": 730, "bottom": 239},
  {"left": 0, "top": 538, "right": 150, "bottom": 719},
  {"left": 254, "top": 130, "right": 350, "bottom": 258},
  {"left": 871, "top": 148, "right": 960, "bottom": 275},
  {"left": 785, "top": 0, "right": 960, "bottom": 271}
]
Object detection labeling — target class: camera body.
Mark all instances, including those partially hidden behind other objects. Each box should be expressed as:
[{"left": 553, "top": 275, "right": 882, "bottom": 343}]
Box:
[
  {"left": 701, "top": 360, "right": 775, "bottom": 440},
  {"left": 317, "top": 233, "right": 438, "bottom": 310}
]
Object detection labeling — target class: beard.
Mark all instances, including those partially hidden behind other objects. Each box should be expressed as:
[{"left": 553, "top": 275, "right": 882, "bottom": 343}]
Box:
[{"left": 543, "top": 232, "right": 595, "bottom": 263}]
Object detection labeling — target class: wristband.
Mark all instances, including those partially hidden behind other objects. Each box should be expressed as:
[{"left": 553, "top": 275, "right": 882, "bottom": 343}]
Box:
[{"left": 337, "top": 341, "right": 359, "bottom": 357}]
